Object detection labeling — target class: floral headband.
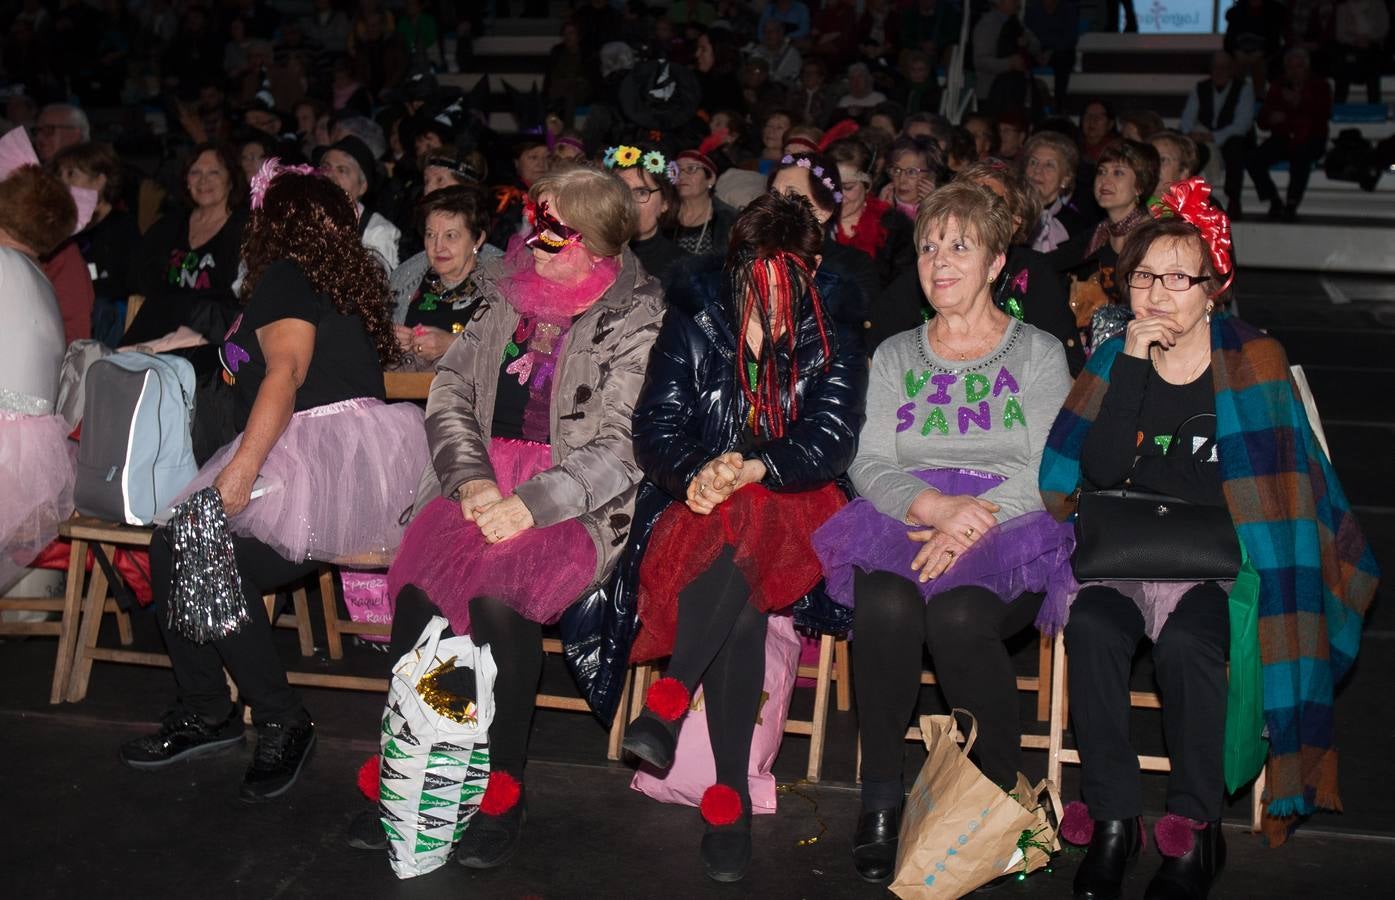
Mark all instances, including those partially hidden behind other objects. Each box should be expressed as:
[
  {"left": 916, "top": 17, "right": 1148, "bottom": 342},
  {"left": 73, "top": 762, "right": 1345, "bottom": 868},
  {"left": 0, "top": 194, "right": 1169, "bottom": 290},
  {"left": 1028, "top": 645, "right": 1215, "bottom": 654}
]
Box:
[
  {"left": 780, "top": 154, "right": 843, "bottom": 204},
  {"left": 1148, "top": 176, "right": 1234, "bottom": 293},
  {"left": 250, "top": 157, "right": 322, "bottom": 210},
  {"left": 602, "top": 144, "right": 679, "bottom": 185}
]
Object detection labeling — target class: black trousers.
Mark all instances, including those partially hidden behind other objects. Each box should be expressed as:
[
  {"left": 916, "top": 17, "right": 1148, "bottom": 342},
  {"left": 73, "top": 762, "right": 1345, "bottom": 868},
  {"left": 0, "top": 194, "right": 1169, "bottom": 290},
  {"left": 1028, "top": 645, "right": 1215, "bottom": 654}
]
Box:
[
  {"left": 1065, "top": 583, "right": 1229, "bottom": 822},
  {"left": 151, "top": 529, "right": 316, "bottom": 726},
  {"left": 854, "top": 571, "right": 1042, "bottom": 794},
  {"left": 1216, "top": 135, "right": 1250, "bottom": 209},
  {"left": 390, "top": 587, "right": 541, "bottom": 780},
  {"left": 1246, "top": 134, "right": 1327, "bottom": 209},
  {"left": 1333, "top": 44, "right": 1383, "bottom": 104}
]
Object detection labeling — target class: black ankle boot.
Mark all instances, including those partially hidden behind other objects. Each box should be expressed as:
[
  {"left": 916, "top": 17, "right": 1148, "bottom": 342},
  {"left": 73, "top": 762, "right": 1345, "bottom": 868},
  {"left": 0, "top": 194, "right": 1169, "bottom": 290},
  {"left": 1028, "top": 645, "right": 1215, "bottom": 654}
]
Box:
[
  {"left": 852, "top": 806, "right": 901, "bottom": 884},
  {"left": 1144, "top": 818, "right": 1226, "bottom": 900},
  {"left": 1073, "top": 818, "right": 1144, "bottom": 900},
  {"left": 456, "top": 773, "right": 526, "bottom": 869},
  {"left": 699, "top": 784, "right": 751, "bottom": 883},
  {"left": 621, "top": 677, "right": 688, "bottom": 770}
]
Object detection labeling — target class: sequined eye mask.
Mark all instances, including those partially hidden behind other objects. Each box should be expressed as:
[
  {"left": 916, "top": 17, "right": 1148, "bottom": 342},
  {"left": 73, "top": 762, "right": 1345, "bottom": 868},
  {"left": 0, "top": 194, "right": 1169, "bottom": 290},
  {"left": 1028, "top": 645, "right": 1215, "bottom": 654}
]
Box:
[{"left": 524, "top": 200, "right": 581, "bottom": 254}]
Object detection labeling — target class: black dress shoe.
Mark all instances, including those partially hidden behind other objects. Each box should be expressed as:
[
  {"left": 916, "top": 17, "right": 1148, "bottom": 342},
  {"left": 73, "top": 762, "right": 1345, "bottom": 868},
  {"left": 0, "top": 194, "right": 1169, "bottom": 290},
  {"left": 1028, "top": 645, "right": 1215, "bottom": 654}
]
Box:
[
  {"left": 701, "top": 811, "right": 753, "bottom": 883},
  {"left": 456, "top": 790, "right": 526, "bottom": 869},
  {"left": 119, "top": 704, "right": 245, "bottom": 769},
  {"left": 1073, "top": 817, "right": 1143, "bottom": 900},
  {"left": 621, "top": 712, "right": 679, "bottom": 770},
  {"left": 346, "top": 808, "right": 388, "bottom": 851},
  {"left": 852, "top": 807, "right": 901, "bottom": 884},
  {"left": 1144, "top": 822, "right": 1226, "bottom": 900},
  {"left": 239, "top": 715, "right": 316, "bottom": 802}
]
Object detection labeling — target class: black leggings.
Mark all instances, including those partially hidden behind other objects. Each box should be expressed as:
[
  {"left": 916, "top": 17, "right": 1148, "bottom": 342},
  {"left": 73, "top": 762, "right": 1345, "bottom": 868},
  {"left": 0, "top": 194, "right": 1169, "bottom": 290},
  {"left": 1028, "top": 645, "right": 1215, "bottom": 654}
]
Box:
[
  {"left": 151, "top": 529, "right": 318, "bottom": 726},
  {"left": 390, "top": 586, "right": 541, "bottom": 780},
  {"left": 663, "top": 546, "right": 768, "bottom": 809},
  {"left": 1065, "top": 583, "right": 1229, "bottom": 822},
  {"left": 854, "top": 570, "right": 1042, "bottom": 803}
]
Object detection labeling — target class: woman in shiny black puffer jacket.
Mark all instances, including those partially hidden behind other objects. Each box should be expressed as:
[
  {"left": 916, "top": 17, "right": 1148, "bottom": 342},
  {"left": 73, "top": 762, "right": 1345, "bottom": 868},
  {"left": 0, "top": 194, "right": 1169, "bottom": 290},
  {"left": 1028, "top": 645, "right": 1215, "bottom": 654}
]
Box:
[{"left": 615, "top": 193, "right": 867, "bottom": 882}]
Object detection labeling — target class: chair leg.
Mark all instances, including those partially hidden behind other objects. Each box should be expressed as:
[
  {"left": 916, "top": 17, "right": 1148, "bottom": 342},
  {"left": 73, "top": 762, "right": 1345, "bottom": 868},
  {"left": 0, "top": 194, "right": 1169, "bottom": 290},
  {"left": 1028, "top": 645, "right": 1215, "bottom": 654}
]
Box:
[
  {"left": 607, "top": 668, "right": 631, "bottom": 761},
  {"left": 66, "top": 543, "right": 113, "bottom": 703},
  {"left": 291, "top": 587, "right": 315, "bottom": 657},
  {"left": 1045, "top": 631, "right": 1068, "bottom": 822},
  {"left": 833, "top": 637, "right": 851, "bottom": 712},
  {"left": 318, "top": 566, "right": 344, "bottom": 660},
  {"left": 50, "top": 538, "right": 89, "bottom": 704},
  {"left": 805, "top": 633, "right": 835, "bottom": 783},
  {"left": 1036, "top": 631, "right": 1053, "bottom": 723},
  {"left": 115, "top": 605, "right": 134, "bottom": 646},
  {"left": 629, "top": 664, "right": 653, "bottom": 723}
]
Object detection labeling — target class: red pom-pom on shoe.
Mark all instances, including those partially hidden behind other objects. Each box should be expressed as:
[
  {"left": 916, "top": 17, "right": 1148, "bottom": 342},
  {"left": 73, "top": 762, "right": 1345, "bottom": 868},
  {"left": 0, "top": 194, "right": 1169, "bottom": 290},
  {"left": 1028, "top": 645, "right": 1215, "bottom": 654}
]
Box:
[
  {"left": 700, "top": 783, "right": 744, "bottom": 827},
  {"left": 1154, "top": 814, "right": 1205, "bottom": 858},
  {"left": 480, "top": 771, "right": 522, "bottom": 816},
  {"left": 645, "top": 677, "right": 690, "bottom": 722},
  {"left": 357, "top": 755, "right": 380, "bottom": 803},
  {"left": 1059, "top": 801, "right": 1093, "bottom": 846}
]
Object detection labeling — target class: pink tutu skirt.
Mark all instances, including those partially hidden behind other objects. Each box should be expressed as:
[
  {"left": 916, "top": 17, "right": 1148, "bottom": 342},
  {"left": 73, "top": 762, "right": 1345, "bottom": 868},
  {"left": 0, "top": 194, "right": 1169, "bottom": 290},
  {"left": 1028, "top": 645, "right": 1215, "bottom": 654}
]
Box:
[
  {"left": 0, "top": 412, "right": 75, "bottom": 588},
  {"left": 387, "top": 438, "right": 596, "bottom": 636},
  {"left": 180, "top": 398, "right": 428, "bottom": 564}
]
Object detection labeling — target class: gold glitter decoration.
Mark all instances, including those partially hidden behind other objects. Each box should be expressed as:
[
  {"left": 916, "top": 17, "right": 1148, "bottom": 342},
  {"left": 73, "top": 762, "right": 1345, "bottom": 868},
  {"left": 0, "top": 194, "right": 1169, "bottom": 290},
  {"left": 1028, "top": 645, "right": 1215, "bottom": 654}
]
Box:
[{"left": 416, "top": 656, "right": 478, "bottom": 724}]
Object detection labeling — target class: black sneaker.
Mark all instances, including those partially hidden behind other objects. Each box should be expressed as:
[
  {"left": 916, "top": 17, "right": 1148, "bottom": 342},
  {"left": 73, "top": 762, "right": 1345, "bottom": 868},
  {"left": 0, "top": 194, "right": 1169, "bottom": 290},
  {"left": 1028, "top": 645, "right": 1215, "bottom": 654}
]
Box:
[
  {"left": 701, "top": 812, "right": 753, "bottom": 883},
  {"left": 456, "top": 792, "right": 526, "bottom": 869},
  {"left": 239, "top": 715, "right": 316, "bottom": 802},
  {"left": 119, "top": 704, "right": 245, "bottom": 770},
  {"left": 346, "top": 808, "right": 388, "bottom": 851}
]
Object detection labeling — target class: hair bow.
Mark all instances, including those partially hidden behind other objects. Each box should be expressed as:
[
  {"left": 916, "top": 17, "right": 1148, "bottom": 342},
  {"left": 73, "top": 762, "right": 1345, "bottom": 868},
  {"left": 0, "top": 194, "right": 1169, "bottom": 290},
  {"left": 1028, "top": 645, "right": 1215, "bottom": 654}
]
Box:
[
  {"left": 1149, "top": 176, "right": 1233, "bottom": 293},
  {"left": 249, "top": 157, "right": 321, "bottom": 210}
]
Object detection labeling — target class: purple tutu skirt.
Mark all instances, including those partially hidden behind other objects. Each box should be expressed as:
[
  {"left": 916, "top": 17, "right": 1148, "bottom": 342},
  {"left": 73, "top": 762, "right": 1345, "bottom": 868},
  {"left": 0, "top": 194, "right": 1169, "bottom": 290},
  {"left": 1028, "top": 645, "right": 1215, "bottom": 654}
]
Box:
[
  {"left": 180, "top": 398, "right": 428, "bottom": 564},
  {"left": 0, "top": 412, "right": 75, "bottom": 589},
  {"left": 812, "top": 468, "right": 1075, "bottom": 632},
  {"left": 386, "top": 438, "right": 596, "bottom": 636}
]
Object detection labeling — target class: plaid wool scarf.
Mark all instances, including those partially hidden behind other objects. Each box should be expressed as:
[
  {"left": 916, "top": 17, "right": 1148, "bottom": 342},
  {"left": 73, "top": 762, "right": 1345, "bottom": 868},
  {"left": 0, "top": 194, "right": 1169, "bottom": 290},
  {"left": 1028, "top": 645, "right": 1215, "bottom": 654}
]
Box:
[{"left": 1039, "top": 313, "right": 1379, "bottom": 843}]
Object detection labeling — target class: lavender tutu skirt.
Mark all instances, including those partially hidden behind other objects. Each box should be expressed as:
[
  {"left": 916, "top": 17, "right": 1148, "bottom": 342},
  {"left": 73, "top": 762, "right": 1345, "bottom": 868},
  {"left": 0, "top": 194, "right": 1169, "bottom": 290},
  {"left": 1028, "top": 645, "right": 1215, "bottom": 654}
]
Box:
[
  {"left": 812, "top": 468, "right": 1075, "bottom": 632},
  {"left": 179, "top": 398, "right": 428, "bottom": 564},
  {"left": 0, "top": 412, "right": 75, "bottom": 589},
  {"left": 386, "top": 438, "right": 596, "bottom": 637}
]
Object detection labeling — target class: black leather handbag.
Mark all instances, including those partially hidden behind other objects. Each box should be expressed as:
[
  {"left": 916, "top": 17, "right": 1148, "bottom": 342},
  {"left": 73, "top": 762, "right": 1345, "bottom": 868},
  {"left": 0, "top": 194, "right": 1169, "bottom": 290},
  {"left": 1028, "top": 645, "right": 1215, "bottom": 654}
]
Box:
[{"left": 1072, "top": 414, "right": 1241, "bottom": 582}]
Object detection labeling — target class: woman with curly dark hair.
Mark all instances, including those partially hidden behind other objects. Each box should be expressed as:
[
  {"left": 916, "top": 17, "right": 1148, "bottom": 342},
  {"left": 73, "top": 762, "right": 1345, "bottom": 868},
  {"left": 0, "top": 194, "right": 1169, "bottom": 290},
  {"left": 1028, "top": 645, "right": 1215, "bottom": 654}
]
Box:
[{"left": 118, "top": 161, "right": 429, "bottom": 804}]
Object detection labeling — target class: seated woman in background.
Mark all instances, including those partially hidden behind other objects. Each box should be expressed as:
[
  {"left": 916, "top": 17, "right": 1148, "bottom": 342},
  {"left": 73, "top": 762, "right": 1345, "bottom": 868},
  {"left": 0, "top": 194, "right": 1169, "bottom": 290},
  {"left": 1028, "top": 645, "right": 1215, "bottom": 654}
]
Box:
[
  {"left": 1148, "top": 130, "right": 1199, "bottom": 196},
  {"left": 124, "top": 143, "right": 247, "bottom": 356},
  {"left": 878, "top": 135, "right": 945, "bottom": 222},
  {"left": 812, "top": 182, "right": 1073, "bottom": 885},
  {"left": 380, "top": 166, "right": 665, "bottom": 868},
  {"left": 119, "top": 164, "right": 427, "bottom": 802},
  {"left": 1040, "top": 179, "right": 1378, "bottom": 900},
  {"left": 389, "top": 183, "right": 500, "bottom": 369},
  {"left": 52, "top": 141, "right": 142, "bottom": 348},
  {"left": 603, "top": 143, "right": 687, "bottom": 285},
  {"left": 825, "top": 135, "right": 914, "bottom": 290},
  {"left": 623, "top": 192, "right": 866, "bottom": 883},
  {"left": 320, "top": 135, "right": 400, "bottom": 271},
  {"left": 1022, "top": 130, "right": 1092, "bottom": 254},
  {"left": 669, "top": 147, "right": 738, "bottom": 256},
  {"left": 0, "top": 165, "right": 78, "bottom": 591}
]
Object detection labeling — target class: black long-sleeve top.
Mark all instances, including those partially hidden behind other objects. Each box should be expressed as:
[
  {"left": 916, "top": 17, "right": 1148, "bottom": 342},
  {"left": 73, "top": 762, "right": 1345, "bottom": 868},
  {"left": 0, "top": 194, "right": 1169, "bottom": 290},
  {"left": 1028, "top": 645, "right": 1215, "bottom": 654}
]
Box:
[{"left": 1080, "top": 352, "right": 1224, "bottom": 506}]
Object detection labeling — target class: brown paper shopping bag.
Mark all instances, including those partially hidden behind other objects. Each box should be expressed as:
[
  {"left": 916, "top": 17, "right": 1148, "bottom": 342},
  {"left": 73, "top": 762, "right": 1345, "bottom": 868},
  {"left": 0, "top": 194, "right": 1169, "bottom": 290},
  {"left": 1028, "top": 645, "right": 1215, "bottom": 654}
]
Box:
[{"left": 890, "top": 711, "right": 1059, "bottom": 899}]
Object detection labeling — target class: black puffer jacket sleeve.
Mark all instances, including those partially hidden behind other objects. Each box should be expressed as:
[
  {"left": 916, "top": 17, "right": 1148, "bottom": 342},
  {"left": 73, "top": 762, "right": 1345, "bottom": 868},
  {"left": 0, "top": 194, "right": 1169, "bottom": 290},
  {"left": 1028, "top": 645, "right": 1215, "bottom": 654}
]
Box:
[
  {"left": 633, "top": 309, "right": 718, "bottom": 502},
  {"left": 757, "top": 273, "right": 869, "bottom": 490}
]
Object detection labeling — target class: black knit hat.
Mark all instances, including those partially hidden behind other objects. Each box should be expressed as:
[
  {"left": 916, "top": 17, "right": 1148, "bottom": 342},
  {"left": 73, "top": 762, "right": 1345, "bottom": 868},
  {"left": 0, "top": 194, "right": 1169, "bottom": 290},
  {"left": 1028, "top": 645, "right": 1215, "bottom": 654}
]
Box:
[{"left": 322, "top": 136, "right": 377, "bottom": 191}]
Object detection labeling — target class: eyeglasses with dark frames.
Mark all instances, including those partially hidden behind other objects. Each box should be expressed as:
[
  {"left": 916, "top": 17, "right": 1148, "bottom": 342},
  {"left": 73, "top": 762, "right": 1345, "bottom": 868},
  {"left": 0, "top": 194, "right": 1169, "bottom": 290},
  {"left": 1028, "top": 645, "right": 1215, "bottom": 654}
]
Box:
[{"left": 1126, "top": 271, "right": 1212, "bottom": 291}]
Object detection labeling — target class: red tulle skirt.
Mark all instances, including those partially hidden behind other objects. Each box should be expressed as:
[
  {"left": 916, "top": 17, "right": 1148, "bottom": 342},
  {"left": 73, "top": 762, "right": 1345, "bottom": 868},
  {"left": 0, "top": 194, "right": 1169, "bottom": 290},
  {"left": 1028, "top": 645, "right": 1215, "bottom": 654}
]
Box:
[{"left": 631, "top": 482, "right": 845, "bottom": 662}]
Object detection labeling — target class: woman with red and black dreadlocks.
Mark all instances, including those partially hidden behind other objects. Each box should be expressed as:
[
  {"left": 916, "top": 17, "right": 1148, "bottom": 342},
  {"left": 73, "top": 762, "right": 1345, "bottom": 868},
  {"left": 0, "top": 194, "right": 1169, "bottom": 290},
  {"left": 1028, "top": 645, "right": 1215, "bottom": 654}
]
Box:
[{"left": 620, "top": 191, "right": 867, "bottom": 883}]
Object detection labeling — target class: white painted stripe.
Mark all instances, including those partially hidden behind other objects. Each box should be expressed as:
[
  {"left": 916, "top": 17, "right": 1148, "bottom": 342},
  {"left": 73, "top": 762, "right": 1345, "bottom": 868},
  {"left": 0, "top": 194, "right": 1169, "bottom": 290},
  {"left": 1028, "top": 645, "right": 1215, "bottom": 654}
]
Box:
[
  {"left": 1320, "top": 277, "right": 1352, "bottom": 305},
  {"left": 121, "top": 373, "right": 154, "bottom": 526}
]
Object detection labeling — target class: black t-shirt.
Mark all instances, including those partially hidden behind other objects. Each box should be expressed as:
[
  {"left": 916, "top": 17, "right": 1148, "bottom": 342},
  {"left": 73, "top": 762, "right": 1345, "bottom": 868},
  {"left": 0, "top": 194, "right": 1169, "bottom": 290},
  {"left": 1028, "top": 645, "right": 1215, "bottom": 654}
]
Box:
[
  {"left": 1080, "top": 353, "right": 1222, "bottom": 506},
  {"left": 126, "top": 208, "right": 247, "bottom": 346},
  {"left": 402, "top": 270, "right": 487, "bottom": 334},
  {"left": 219, "top": 259, "right": 386, "bottom": 431},
  {"left": 492, "top": 332, "right": 533, "bottom": 441}
]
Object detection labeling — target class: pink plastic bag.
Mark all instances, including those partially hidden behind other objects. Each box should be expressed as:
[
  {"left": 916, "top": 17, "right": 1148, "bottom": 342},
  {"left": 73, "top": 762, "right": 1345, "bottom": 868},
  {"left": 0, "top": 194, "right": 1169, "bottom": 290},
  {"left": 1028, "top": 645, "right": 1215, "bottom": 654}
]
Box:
[
  {"left": 630, "top": 614, "right": 801, "bottom": 814},
  {"left": 340, "top": 571, "right": 391, "bottom": 642}
]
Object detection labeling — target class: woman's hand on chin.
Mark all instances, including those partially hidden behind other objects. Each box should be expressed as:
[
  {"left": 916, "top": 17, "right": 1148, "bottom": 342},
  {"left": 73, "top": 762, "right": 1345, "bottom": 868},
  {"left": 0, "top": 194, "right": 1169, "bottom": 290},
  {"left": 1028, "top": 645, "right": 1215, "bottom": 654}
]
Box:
[
  {"left": 475, "top": 495, "right": 534, "bottom": 544},
  {"left": 213, "top": 462, "right": 257, "bottom": 517}
]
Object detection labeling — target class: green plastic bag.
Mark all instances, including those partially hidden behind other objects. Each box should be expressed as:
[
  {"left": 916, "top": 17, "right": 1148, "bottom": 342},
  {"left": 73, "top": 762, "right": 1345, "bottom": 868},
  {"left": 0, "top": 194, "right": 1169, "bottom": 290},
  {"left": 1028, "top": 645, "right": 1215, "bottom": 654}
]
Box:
[{"left": 1224, "top": 540, "right": 1267, "bottom": 794}]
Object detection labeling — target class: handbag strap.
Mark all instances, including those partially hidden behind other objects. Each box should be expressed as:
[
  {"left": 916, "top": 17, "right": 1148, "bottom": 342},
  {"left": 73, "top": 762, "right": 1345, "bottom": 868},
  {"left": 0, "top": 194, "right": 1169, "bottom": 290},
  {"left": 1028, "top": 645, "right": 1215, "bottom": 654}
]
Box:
[{"left": 1125, "top": 411, "right": 1216, "bottom": 485}]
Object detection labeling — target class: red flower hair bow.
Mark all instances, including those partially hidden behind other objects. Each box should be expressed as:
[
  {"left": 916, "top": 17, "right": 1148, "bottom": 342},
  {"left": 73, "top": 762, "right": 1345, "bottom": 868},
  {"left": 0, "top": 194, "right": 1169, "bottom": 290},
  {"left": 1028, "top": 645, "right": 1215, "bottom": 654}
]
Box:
[{"left": 1149, "top": 177, "right": 1234, "bottom": 293}]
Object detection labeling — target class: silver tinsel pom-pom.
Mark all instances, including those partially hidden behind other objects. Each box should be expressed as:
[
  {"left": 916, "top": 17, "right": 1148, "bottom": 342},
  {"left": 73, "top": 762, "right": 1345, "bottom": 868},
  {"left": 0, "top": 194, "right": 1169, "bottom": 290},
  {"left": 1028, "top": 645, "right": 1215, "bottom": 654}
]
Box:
[{"left": 167, "top": 487, "right": 249, "bottom": 643}]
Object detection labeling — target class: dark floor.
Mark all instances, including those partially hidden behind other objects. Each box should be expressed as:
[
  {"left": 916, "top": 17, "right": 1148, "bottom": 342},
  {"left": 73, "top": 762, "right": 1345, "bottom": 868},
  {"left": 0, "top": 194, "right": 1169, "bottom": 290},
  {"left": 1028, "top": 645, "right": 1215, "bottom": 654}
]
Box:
[{"left": 2, "top": 269, "right": 1393, "bottom": 898}]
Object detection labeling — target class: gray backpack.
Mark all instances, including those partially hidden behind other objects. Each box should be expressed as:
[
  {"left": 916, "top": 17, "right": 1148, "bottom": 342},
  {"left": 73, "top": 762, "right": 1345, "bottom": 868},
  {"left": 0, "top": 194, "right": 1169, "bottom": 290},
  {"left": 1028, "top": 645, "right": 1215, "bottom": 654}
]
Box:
[{"left": 74, "top": 352, "right": 198, "bottom": 525}]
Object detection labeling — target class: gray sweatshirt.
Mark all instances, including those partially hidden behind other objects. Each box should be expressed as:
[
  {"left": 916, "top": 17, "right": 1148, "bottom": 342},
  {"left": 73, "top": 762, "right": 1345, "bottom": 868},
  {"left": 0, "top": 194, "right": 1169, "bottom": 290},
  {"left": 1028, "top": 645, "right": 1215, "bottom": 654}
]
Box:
[{"left": 849, "top": 318, "right": 1071, "bottom": 524}]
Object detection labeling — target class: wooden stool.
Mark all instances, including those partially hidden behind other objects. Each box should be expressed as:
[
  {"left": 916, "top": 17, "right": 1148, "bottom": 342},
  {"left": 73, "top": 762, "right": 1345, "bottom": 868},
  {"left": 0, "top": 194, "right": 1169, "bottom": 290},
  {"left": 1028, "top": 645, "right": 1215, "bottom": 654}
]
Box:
[
  {"left": 2, "top": 547, "right": 88, "bottom": 704},
  {"left": 1044, "top": 631, "right": 1267, "bottom": 831},
  {"left": 628, "top": 631, "right": 845, "bottom": 783}
]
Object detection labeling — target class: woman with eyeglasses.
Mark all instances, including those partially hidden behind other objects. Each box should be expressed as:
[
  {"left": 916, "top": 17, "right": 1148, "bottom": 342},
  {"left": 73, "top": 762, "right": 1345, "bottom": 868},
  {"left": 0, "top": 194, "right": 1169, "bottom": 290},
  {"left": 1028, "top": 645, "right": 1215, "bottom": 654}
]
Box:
[
  {"left": 825, "top": 135, "right": 914, "bottom": 290},
  {"left": 603, "top": 143, "right": 686, "bottom": 285},
  {"left": 375, "top": 165, "right": 665, "bottom": 868},
  {"left": 877, "top": 135, "right": 945, "bottom": 222},
  {"left": 1040, "top": 179, "right": 1377, "bottom": 900},
  {"left": 669, "top": 148, "right": 738, "bottom": 256}
]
